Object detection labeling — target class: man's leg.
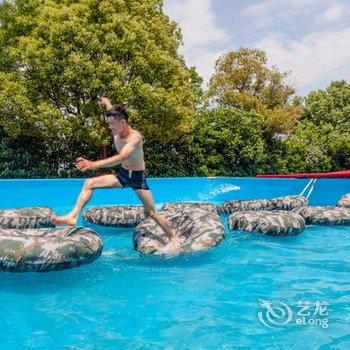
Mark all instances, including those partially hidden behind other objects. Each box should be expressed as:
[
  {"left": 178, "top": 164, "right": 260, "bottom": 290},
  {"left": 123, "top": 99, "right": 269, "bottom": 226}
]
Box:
[
  {"left": 52, "top": 174, "right": 123, "bottom": 226},
  {"left": 134, "top": 188, "right": 178, "bottom": 243}
]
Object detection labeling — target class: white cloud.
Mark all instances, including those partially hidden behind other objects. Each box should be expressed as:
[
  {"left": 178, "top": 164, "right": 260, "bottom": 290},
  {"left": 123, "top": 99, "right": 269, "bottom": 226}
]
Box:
[
  {"left": 243, "top": 0, "right": 324, "bottom": 28},
  {"left": 164, "top": 0, "right": 230, "bottom": 87},
  {"left": 255, "top": 26, "right": 350, "bottom": 93},
  {"left": 315, "top": 4, "right": 345, "bottom": 24}
]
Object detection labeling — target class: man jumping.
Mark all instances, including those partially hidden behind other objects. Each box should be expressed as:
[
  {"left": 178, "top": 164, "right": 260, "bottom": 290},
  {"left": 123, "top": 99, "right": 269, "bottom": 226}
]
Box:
[{"left": 51, "top": 97, "right": 179, "bottom": 247}]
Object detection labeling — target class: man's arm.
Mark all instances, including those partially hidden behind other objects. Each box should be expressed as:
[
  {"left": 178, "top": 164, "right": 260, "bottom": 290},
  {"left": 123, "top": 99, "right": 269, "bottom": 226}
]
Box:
[{"left": 92, "top": 135, "right": 141, "bottom": 169}]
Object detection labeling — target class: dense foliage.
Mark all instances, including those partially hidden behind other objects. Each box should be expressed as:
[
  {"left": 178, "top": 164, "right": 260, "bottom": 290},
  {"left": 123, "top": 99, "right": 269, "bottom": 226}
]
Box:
[
  {"left": 0, "top": 0, "right": 201, "bottom": 177},
  {"left": 278, "top": 81, "right": 350, "bottom": 173}
]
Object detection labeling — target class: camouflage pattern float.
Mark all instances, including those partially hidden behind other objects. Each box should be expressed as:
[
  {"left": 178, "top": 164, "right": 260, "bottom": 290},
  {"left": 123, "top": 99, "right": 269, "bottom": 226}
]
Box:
[
  {"left": 83, "top": 205, "right": 147, "bottom": 227},
  {"left": 293, "top": 206, "right": 350, "bottom": 225},
  {"left": 133, "top": 209, "right": 225, "bottom": 256},
  {"left": 337, "top": 193, "right": 350, "bottom": 208},
  {"left": 228, "top": 211, "right": 305, "bottom": 236},
  {"left": 221, "top": 195, "right": 308, "bottom": 214},
  {"left": 162, "top": 202, "right": 219, "bottom": 214},
  {"left": 221, "top": 199, "right": 274, "bottom": 214},
  {"left": 270, "top": 195, "right": 308, "bottom": 210},
  {"left": 0, "top": 207, "right": 55, "bottom": 229},
  {"left": 0, "top": 227, "right": 102, "bottom": 272}
]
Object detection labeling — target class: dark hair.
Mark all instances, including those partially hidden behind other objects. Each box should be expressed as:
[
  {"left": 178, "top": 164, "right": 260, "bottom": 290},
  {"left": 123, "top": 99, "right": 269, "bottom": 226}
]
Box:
[{"left": 105, "top": 104, "right": 129, "bottom": 121}]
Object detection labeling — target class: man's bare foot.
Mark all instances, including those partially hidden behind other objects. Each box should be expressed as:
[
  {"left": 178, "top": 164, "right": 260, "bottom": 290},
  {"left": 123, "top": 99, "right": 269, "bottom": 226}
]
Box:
[
  {"left": 51, "top": 214, "right": 77, "bottom": 226},
  {"left": 166, "top": 235, "right": 183, "bottom": 250}
]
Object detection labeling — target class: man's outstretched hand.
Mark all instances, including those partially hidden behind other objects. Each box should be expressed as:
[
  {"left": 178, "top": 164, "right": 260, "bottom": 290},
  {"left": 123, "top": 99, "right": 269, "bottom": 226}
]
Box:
[
  {"left": 98, "top": 97, "right": 113, "bottom": 110},
  {"left": 75, "top": 157, "right": 96, "bottom": 172}
]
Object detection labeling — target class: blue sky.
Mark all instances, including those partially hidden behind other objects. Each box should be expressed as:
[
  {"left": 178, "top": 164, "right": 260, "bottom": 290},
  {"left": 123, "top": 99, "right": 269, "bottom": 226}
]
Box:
[{"left": 164, "top": 0, "right": 350, "bottom": 95}]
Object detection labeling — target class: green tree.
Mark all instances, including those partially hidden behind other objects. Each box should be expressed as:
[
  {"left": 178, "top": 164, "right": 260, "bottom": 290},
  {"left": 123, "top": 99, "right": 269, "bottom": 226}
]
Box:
[
  {"left": 0, "top": 0, "right": 202, "bottom": 177},
  {"left": 278, "top": 121, "right": 333, "bottom": 173},
  {"left": 145, "top": 107, "right": 273, "bottom": 177},
  {"left": 302, "top": 80, "right": 350, "bottom": 127},
  {"left": 279, "top": 81, "right": 350, "bottom": 173},
  {"left": 207, "top": 48, "right": 300, "bottom": 134},
  {"left": 179, "top": 108, "right": 267, "bottom": 177}
]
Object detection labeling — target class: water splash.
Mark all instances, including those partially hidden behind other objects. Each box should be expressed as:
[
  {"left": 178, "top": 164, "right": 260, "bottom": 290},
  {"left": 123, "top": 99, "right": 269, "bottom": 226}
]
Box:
[{"left": 198, "top": 183, "right": 241, "bottom": 201}]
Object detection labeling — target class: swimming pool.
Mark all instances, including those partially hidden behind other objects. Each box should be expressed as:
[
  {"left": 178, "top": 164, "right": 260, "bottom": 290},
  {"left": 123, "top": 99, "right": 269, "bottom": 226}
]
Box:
[{"left": 1, "top": 177, "right": 350, "bottom": 349}]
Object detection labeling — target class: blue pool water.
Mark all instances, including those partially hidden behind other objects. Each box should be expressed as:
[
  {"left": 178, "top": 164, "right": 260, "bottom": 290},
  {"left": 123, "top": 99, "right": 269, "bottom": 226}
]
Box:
[{"left": 1, "top": 177, "right": 350, "bottom": 349}]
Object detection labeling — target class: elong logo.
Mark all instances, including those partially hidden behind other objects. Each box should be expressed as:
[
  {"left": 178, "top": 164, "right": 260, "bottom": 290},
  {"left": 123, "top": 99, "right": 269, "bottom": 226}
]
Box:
[{"left": 258, "top": 299, "right": 329, "bottom": 329}]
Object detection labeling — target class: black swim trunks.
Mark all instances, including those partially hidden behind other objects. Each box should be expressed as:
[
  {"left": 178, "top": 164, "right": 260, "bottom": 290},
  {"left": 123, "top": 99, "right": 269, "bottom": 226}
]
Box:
[{"left": 115, "top": 167, "right": 150, "bottom": 190}]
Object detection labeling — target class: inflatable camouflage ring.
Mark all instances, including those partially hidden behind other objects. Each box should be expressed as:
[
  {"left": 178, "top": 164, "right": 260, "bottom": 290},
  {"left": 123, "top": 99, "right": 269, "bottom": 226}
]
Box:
[
  {"left": 221, "top": 195, "right": 308, "bottom": 214},
  {"left": 228, "top": 210, "right": 305, "bottom": 236},
  {"left": 133, "top": 209, "right": 225, "bottom": 256},
  {"left": 162, "top": 202, "right": 220, "bottom": 214},
  {"left": 0, "top": 226, "right": 103, "bottom": 272},
  {"left": 271, "top": 195, "right": 308, "bottom": 210},
  {"left": 337, "top": 194, "right": 350, "bottom": 208},
  {"left": 221, "top": 199, "right": 274, "bottom": 214},
  {"left": 0, "top": 207, "right": 55, "bottom": 229},
  {"left": 83, "top": 205, "right": 147, "bottom": 227},
  {"left": 293, "top": 206, "right": 350, "bottom": 225}
]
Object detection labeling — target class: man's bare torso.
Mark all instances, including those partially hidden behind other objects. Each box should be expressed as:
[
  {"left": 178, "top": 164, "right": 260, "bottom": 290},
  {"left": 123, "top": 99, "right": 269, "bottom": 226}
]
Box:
[{"left": 114, "top": 129, "right": 146, "bottom": 171}]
